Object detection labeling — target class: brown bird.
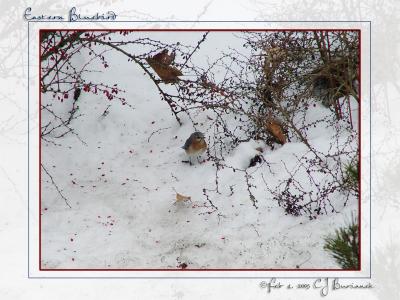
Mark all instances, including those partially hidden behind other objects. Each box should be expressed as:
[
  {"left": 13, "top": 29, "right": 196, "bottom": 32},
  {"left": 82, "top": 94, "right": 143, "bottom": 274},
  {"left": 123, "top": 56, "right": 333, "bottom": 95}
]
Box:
[{"left": 146, "top": 49, "right": 182, "bottom": 84}]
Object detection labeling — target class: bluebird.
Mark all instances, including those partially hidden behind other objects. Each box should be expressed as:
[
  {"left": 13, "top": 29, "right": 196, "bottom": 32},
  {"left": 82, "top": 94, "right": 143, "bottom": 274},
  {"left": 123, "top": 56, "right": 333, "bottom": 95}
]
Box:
[{"left": 182, "top": 132, "right": 207, "bottom": 164}]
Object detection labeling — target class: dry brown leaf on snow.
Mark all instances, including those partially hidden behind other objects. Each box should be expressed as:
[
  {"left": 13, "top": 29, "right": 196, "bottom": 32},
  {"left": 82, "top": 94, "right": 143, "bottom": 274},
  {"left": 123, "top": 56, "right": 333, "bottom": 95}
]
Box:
[
  {"left": 266, "top": 119, "right": 287, "bottom": 144},
  {"left": 175, "top": 193, "right": 192, "bottom": 202}
]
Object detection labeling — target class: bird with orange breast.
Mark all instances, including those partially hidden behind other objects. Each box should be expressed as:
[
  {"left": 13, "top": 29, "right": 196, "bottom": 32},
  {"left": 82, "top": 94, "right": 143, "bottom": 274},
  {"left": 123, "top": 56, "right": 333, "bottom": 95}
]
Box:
[{"left": 181, "top": 132, "right": 207, "bottom": 165}]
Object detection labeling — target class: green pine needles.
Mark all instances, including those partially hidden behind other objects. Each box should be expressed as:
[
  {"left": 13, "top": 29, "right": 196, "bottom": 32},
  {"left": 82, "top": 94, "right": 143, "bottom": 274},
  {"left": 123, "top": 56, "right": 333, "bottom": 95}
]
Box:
[
  {"left": 344, "top": 160, "right": 359, "bottom": 189},
  {"left": 324, "top": 216, "right": 359, "bottom": 269}
]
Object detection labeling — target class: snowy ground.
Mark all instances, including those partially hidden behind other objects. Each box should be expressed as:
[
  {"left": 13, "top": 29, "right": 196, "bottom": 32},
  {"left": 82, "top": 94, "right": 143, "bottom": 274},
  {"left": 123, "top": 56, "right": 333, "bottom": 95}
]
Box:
[{"left": 41, "top": 32, "right": 358, "bottom": 269}]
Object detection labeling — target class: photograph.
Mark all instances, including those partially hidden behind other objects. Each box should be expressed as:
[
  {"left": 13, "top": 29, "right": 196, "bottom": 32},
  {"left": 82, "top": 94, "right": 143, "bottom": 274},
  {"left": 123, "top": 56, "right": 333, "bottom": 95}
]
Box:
[{"left": 39, "top": 29, "right": 360, "bottom": 270}]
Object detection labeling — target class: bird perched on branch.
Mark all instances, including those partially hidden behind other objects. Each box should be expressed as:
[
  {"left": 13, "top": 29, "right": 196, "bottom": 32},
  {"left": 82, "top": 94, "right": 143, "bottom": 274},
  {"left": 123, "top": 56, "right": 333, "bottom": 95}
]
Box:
[
  {"left": 182, "top": 132, "right": 207, "bottom": 164},
  {"left": 146, "top": 49, "right": 182, "bottom": 84}
]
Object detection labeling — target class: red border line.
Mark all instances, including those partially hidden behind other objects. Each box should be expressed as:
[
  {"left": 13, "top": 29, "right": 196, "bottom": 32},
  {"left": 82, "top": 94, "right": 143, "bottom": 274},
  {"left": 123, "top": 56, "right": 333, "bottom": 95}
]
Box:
[
  {"left": 358, "top": 29, "right": 362, "bottom": 271},
  {"left": 39, "top": 30, "right": 42, "bottom": 271},
  {"left": 39, "top": 28, "right": 360, "bottom": 32},
  {"left": 39, "top": 29, "right": 362, "bottom": 272}
]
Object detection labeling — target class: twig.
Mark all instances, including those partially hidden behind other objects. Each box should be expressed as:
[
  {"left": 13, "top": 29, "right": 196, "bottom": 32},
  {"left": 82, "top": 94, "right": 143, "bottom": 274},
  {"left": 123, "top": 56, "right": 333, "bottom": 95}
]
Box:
[
  {"left": 101, "top": 104, "right": 112, "bottom": 117},
  {"left": 180, "top": 32, "right": 209, "bottom": 69},
  {"left": 251, "top": 224, "right": 261, "bottom": 237},
  {"left": 147, "top": 126, "right": 171, "bottom": 143},
  {"left": 41, "top": 164, "right": 71, "bottom": 208}
]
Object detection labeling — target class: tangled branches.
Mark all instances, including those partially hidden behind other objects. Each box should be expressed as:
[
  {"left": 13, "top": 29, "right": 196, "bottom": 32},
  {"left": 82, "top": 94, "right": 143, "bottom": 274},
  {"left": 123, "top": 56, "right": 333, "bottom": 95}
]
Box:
[{"left": 40, "top": 30, "right": 360, "bottom": 218}]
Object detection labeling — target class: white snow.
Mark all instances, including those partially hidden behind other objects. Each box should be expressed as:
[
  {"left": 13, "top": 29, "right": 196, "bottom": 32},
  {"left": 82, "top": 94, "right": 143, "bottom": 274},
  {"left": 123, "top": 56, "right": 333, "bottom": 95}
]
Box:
[{"left": 41, "top": 32, "right": 358, "bottom": 269}]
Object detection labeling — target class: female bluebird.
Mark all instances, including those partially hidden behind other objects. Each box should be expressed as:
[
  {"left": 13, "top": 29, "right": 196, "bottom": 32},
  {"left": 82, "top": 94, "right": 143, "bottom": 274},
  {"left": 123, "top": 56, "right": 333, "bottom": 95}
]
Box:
[{"left": 182, "top": 132, "right": 207, "bottom": 164}]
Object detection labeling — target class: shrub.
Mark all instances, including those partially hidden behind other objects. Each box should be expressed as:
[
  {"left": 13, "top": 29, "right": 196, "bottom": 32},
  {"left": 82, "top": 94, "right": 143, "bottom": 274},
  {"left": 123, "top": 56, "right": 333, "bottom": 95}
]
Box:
[{"left": 324, "top": 216, "right": 359, "bottom": 269}]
